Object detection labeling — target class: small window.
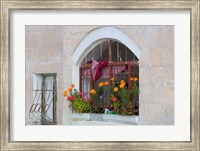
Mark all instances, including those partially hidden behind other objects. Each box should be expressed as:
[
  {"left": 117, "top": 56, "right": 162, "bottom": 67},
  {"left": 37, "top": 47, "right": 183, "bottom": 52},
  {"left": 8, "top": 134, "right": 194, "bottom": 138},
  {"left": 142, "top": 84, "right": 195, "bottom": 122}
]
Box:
[{"left": 30, "top": 73, "right": 57, "bottom": 125}]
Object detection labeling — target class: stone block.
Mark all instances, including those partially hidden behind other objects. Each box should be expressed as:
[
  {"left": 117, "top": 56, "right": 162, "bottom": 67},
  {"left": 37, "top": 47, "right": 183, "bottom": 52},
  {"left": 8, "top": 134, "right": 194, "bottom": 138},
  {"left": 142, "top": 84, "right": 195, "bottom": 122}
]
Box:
[
  {"left": 139, "top": 67, "right": 151, "bottom": 86},
  {"left": 140, "top": 47, "right": 150, "bottom": 66},
  {"left": 40, "top": 30, "right": 62, "bottom": 48},
  {"left": 149, "top": 67, "right": 165, "bottom": 86},
  {"left": 164, "top": 66, "right": 174, "bottom": 84},
  {"left": 26, "top": 62, "right": 62, "bottom": 74},
  {"left": 139, "top": 103, "right": 174, "bottom": 125},
  {"left": 67, "top": 34, "right": 85, "bottom": 53},
  {"left": 25, "top": 32, "right": 41, "bottom": 48}
]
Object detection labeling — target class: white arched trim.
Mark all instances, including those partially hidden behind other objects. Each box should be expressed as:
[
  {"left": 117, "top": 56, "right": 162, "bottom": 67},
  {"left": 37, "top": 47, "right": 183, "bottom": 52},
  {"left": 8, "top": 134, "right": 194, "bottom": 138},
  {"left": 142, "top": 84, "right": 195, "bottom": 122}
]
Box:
[{"left": 71, "top": 26, "right": 141, "bottom": 91}]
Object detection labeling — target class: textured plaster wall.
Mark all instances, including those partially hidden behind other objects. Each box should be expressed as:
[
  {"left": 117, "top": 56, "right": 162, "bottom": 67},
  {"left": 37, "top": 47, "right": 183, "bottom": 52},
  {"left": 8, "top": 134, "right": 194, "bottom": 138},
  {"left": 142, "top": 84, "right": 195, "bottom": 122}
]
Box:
[
  {"left": 25, "top": 26, "right": 64, "bottom": 125},
  {"left": 25, "top": 25, "right": 174, "bottom": 125},
  {"left": 119, "top": 26, "right": 174, "bottom": 124}
]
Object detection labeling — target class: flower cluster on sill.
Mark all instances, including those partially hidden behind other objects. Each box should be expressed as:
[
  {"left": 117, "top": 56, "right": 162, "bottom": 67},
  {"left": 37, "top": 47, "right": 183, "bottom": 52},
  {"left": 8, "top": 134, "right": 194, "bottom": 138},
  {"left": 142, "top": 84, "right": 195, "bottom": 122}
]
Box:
[{"left": 63, "top": 77, "right": 139, "bottom": 116}]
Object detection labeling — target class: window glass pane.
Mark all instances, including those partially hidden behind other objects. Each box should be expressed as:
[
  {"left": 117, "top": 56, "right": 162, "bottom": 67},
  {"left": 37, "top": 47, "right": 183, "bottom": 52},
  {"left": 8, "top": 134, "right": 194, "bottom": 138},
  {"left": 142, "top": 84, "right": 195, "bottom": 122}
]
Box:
[
  {"left": 86, "top": 50, "right": 93, "bottom": 62},
  {"left": 111, "top": 41, "right": 117, "bottom": 61},
  {"left": 119, "top": 43, "right": 126, "bottom": 62},
  {"left": 94, "top": 44, "right": 101, "bottom": 61},
  {"left": 32, "top": 74, "right": 42, "bottom": 124},
  {"left": 81, "top": 68, "right": 91, "bottom": 99},
  {"left": 44, "top": 75, "right": 54, "bottom": 122},
  {"left": 102, "top": 41, "right": 108, "bottom": 61},
  {"left": 132, "top": 66, "right": 139, "bottom": 79},
  {"left": 127, "top": 49, "right": 134, "bottom": 61}
]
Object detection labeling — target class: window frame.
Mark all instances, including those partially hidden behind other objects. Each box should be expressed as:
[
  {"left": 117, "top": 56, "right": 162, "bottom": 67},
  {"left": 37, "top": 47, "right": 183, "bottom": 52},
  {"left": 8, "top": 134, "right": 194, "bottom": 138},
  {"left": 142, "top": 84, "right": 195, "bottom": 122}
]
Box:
[{"left": 31, "top": 73, "right": 57, "bottom": 125}]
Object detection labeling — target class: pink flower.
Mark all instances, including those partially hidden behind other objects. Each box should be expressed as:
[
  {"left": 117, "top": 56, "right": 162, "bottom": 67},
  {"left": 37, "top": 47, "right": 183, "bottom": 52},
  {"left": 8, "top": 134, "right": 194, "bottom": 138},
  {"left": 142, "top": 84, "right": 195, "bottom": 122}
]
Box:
[
  {"left": 83, "top": 92, "right": 87, "bottom": 97},
  {"left": 112, "top": 97, "right": 117, "bottom": 102},
  {"left": 78, "top": 92, "right": 83, "bottom": 96}
]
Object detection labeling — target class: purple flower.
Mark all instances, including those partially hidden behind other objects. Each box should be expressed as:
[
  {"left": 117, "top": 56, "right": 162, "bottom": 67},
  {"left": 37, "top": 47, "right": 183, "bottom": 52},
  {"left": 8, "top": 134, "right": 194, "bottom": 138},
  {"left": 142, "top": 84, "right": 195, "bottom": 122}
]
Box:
[
  {"left": 103, "top": 91, "right": 108, "bottom": 97},
  {"left": 104, "top": 91, "right": 108, "bottom": 95},
  {"left": 100, "top": 95, "right": 103, "bottom": 99}
]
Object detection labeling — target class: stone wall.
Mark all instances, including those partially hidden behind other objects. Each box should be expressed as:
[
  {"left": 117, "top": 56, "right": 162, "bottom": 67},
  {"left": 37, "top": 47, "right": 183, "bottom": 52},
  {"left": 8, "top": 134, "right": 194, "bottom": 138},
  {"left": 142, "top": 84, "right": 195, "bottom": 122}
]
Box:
[{"left": 25, "top": 25, "right": 174, "bottom": 125}]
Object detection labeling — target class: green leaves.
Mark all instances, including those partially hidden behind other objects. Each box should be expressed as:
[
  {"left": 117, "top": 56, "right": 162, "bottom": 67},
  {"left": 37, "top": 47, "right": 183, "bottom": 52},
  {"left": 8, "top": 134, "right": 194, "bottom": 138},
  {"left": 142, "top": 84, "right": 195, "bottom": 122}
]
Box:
[{"left": 73, "top": 98, "right": 92, "bottom": 113}]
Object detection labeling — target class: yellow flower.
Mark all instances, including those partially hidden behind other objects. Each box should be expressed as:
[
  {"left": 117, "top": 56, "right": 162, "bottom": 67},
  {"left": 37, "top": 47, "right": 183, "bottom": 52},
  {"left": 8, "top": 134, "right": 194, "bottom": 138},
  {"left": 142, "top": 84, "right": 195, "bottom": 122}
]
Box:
[
  {"left": 90, "top": 89, "right": 96, "bottom": 94},
  {"left": 104, "top": 81, "right": 109, "bottom": 86},
  {"left": 111, "top": 77, "right": 115, "bottom": 81},
  {"left": 68, "top": 87, "right": 72, "bottom": 92},
  {"left": 114, "top": 87, "right": 118, "bottom": 92},
  {"left": 119, "top": 83, "right": 125, "bottom": 89},
  {"left": 98, "top": 82, "right": 104, "bottom": 87},
  {"left": 130, "top": 77, "right": 134, "bottom": 81},
  {"left": 71, "top": 84, "right": 75, "bottom": 88},
  {"left": 133, "top": 77, "right": 138, "bottom": 82},
  {"left": 63, "top": 90, "right": 68, "bottom": 97}
]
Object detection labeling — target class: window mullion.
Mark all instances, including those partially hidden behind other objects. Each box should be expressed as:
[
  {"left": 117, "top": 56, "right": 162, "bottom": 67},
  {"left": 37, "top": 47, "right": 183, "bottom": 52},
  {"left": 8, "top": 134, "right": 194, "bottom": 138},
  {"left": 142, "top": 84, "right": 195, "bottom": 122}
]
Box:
[
  {"left": 100, "top": 43, "right": 102, "bottom": 60},
  {"left": 108, "top": 40, "right": 112, "bottom": 62},
  {"left": 90, "top": 65, "right": 93, "bottom": 93},
  {"left": 117, "top": 42, "right": 119, "bottom": 62},
  {"left": 41, "top": 75, "right": 45, "bottom": 124}
]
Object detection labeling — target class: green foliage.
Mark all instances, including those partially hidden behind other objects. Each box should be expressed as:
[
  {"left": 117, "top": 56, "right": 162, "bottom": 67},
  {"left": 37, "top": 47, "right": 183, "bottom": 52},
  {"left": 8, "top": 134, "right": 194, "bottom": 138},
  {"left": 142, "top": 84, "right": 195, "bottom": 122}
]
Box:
[
  {"left": 73, "top": 98, "right": 92, "bottom": 113},
  {"left": 113, "top": 101, "right": 120, "bottom": 113},
  {"left": 131, "top": 83, "right": 139, "bottom": 100},
  {"left": 119, "top": 87, "right": 129, "bottom": 103}
]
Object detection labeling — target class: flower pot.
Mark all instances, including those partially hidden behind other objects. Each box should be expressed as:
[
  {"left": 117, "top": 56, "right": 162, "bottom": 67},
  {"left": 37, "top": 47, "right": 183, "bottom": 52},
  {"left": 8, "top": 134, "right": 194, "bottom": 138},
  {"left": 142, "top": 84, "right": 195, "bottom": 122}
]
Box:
[{"left": 107, "top": 111, "right": 116, "bottom": 114}]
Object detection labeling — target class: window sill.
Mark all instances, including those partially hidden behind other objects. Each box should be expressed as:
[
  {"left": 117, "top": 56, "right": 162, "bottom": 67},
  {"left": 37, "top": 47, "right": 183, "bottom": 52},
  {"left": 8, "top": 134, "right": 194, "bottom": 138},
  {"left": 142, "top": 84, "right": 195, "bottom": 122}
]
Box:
[{"left": 71, "top": 113, "right": 139, "bottom": 125}]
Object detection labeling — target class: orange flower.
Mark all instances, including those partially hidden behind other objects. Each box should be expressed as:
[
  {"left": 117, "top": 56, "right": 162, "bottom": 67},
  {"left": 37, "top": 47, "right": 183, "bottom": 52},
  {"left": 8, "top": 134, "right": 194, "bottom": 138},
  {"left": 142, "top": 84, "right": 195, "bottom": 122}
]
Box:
[
  {"left": 90, "top": 89, "right": 96, "bottom": 94},
  {"left": 104, "top": 81, "right": 109, "bottom": 86},
  {"left": 68, "top": 87, "right": 72, "bottom": 92},
  {"left": 120, "top": 80, "right": 125, "bottom": 84},
  {"left": 119, "top": 83, "right": 125, "bottom": 89},
  {"left": 63, "top": 90, "right": 68, "bottom": 97},
  {"left": 130, "top": 77, "right": 134, "bottom": 81},
  {"left": 98, "top": 82, "right": 104, "bottom": 87},
  {"left": 111, "top": 77, "right": 115, "bottom": 81},
  {"left": 71, "top": 84, "right": 75, "bottom": 88},
  {"left": 133, "top": 77, "right": 138, "bottom": 82},
  {"left": 114, "top": 87, "right": 118, "bottom": 92}
]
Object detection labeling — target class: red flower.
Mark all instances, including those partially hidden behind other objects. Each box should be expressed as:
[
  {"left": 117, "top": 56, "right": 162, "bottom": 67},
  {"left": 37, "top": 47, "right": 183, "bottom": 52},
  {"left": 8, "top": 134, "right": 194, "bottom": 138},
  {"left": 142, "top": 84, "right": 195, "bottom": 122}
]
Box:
[
  {"left": 82, "top": 98, "right": 86, "bottom": 101},
  {"left": 113, "top": 107, "right": 117, "bottom": 112},
  {"left": 67, "top": 95, "right": 75, "bottom": 101},
  {"left": 112, "top": 97, "right": 117, "bottom": 102},
  {"left": 88, "top": 99, "right": 92, "bottom": 103}
]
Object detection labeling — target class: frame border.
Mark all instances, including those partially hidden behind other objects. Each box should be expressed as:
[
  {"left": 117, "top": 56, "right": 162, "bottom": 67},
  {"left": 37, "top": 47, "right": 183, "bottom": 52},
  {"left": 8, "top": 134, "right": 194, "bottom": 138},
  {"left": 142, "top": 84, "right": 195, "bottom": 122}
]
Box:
[{"left": 1, "top": 1, "right": 199, "bottom": 150}]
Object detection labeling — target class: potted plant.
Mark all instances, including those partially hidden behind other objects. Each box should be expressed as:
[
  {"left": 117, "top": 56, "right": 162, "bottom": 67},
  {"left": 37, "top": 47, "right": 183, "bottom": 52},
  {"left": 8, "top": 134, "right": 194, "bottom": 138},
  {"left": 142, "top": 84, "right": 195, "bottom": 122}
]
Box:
[{"left": 63, "top": 84, "right": 92, "bottom": 112}]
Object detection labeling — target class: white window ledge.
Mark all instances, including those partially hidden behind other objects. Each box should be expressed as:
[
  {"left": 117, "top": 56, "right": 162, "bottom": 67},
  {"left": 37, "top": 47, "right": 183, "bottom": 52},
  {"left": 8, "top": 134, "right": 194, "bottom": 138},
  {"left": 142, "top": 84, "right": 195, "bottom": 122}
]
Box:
[{"left": 71, "top": 113, "right": 139, "bottom": 125}]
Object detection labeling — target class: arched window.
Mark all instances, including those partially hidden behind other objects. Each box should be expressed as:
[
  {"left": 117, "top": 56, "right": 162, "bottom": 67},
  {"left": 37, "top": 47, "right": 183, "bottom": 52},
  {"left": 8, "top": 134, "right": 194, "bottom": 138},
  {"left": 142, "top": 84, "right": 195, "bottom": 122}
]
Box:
[{"left": 79, "top": 40, "right": 139, "bottom": 115}]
